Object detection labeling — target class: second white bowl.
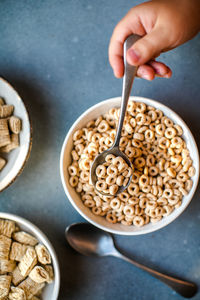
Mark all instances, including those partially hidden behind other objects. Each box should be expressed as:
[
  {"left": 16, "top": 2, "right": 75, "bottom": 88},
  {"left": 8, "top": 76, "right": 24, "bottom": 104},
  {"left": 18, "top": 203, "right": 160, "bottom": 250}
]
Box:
[{"left": 0, "top": 212, "right": 60, "bottom": 300}]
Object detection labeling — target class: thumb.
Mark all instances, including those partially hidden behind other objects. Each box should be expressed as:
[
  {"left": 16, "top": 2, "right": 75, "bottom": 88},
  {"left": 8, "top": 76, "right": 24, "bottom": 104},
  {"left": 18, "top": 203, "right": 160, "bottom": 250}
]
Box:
[{"left": 127, "top": 27, "right": 169, "bottom": 66}]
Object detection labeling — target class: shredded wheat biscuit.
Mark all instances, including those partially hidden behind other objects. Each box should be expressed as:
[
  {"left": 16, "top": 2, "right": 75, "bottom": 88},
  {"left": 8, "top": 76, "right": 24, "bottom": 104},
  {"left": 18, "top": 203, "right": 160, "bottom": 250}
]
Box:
[
  {"left": 0, "top": 97, "right": 22, "bottom": 172},
  {"left": 0, "top": 259, "right": 16, "bottom": 275},
  {"left": 8, "top": 286, "right": 26, "bottom": 300},
  {"left": 12, "top": 232, "right": 38, "bottom": 247},
  {"left": 18, "top": 248, "right": 37, "bottom": 277},
  {"left": 0, "top": 274, "right": 12, "bottom": 299},
  {"left": 29, "top": 266, "right": 49, "bottom": 283},
  {"left": 0, "top": 235, "right": 12, "bottom": 260},
  {"left": 0, "top": 218, "right": 54, "bottom": 298},
  {"left": 0, "top": 219, "right": 15, "bottom": 238},
  {"left": 10, "top": 243, "right": 29, "bottom": 262},
  {"left": 18, "top": 277, "right": 45, "bottom": 299},
  {"left": 35, "top": 245, "right": 51, "bottom": 265}
]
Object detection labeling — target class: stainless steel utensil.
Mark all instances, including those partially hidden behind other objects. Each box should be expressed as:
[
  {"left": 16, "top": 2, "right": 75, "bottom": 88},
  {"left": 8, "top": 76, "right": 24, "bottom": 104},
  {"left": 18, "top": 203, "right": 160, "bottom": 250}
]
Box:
[
  {"left": 65, "top": 222, "right": 197, "bottom": 298},
  {"left": 90, "top": 34, "right": 140, "bottom": 196}
]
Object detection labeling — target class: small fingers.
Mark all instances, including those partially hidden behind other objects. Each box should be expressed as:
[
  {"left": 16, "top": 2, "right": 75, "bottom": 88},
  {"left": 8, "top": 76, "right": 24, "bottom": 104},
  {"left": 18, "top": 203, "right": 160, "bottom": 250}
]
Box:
[
  {"left": 127, "top": 26, "right": 169, "bottom": 66},
  {"left": 109, "top": 33, "right": 127, "bottom": 78},
  {"left": 137, "top": 65, "right": 155, "bottom": 80},
  {"left": 148, "top": 60, "right": 172, "bottom": 78},
  {"left": 137, "top": 61, "right": 172, "bottom": 80},
  {"left": 110, "top": 53, "right": 124, "bottom": 78},
  {"left": 109, "top": 9, "right": 144, "bottom": 78}
]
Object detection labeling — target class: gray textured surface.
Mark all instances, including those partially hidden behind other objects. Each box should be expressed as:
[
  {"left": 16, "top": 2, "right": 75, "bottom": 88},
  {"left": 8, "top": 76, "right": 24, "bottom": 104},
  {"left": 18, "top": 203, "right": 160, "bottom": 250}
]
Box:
[{"left": 0, "top": 1, "right": 200, "bottom": 299}]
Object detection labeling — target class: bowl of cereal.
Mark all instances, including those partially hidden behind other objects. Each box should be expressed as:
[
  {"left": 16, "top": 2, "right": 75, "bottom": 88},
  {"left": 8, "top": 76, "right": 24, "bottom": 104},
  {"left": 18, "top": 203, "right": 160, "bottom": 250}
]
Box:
[
  {"left": 0, "top": 212, "right": 60, "bottom": 299},
  {"left": 0, "top": 77, "right": 32, "bottom": 192},
  {"left": 60, "top": 96, "right": 199, "bottom": 235}
]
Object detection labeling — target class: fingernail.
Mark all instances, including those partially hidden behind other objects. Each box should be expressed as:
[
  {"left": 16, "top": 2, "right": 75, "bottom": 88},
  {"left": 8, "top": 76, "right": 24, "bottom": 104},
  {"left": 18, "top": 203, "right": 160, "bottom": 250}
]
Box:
[
  {"left": 113, "top": 69, "right": 118, "bottom": 77},
  {"left": 142, "top": 74, "right": 151, "bottom": 80},
  {"left": 113, "top": 66, "right": 119, "bottom": 78},
  {"left": 127, "top": 49, "right": 140, "bottom": 64},
  {"left": 113, "top": 69, "right": 122, "bottom": 78},
  {"left": 137, "top": 70, "right": 152, "bottom": 81},
  {"left": 163, "top": 71, "right": 172, "bottom": 78},
  {"left": 163, "top": 67, "right": 172, "bottom": 78},
  {"left": 154, "top": 67, "right": 165, "bottom": 76},
  {"left": 138, "top": 72, "right": 151, "bottom": 80}
]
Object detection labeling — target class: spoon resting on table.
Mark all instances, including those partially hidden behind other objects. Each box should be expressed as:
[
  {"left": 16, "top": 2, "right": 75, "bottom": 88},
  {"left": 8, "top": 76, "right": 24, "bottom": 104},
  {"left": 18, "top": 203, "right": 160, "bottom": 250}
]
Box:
[
  {"left": 90, "top": 34, "right": 140, "bottom": 196},
  {"left": 65, "top": 223, "right": 197, "bottom": 299}
]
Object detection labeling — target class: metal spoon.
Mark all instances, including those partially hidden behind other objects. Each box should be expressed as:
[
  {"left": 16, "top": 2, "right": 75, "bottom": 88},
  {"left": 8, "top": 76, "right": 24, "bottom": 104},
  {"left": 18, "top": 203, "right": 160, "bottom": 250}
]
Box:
[
  {"left": 90, "top": 34, "right": 140, "bottom": 196},
  {"left": 65, "top": 223, "right": 197, "bottom": 299}
]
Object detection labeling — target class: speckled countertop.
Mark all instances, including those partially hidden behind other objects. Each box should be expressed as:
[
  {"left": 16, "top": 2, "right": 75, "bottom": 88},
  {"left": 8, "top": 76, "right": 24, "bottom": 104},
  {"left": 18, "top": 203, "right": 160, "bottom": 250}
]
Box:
[{"left": 0, "top": 1, "right": 200, "bottom": 299}]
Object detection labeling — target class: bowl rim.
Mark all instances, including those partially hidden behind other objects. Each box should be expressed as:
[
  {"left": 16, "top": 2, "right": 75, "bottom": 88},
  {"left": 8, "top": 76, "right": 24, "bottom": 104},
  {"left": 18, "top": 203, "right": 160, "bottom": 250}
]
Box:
[
  {"left": 0, "top": 212, "right": 60, "bottom": 299},
  {"left": 60, "top": 96, "right": 199, "bottom": 235},
  {"left": 0, "top": 77, "right": 32, "bottom": 192}
]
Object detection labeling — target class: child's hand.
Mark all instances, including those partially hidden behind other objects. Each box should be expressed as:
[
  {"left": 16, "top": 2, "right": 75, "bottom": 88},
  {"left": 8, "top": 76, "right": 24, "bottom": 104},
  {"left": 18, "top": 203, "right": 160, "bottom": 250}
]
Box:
[{"left": 109, "top": 0, "right": 200, "bottom": 80}]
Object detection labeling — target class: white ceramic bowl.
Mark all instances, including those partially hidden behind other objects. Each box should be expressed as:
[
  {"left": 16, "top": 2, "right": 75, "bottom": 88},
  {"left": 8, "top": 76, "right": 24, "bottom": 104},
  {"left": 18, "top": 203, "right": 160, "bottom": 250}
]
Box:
[
  {"left": 60, "top": 96, "right": 199, "bottom": 235},
  {"left": 0, "top": 77, "right": 32, "bottom": 192},
  {"left": 0, "top": 212, "right": 60, "bottom": 299}
]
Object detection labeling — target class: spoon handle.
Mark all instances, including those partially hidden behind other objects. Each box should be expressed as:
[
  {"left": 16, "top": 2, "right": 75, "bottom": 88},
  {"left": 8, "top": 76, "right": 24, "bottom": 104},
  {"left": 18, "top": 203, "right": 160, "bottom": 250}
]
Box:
[
  {"left": 113, "top": 34, "right": 140, "bottom": 147},
  {"left": 112, "top": 250, "right": 197, "bottom": 298}
]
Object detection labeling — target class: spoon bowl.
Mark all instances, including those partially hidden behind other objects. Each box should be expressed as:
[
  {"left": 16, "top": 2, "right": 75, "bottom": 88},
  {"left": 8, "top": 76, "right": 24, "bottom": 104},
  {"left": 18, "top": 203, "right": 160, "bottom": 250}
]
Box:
[
  {"left": 90, "top": 146, "right": 133, "bottom": 196},
  {"left": 66, "top": 222, "right": 114, "bottom": 257}
]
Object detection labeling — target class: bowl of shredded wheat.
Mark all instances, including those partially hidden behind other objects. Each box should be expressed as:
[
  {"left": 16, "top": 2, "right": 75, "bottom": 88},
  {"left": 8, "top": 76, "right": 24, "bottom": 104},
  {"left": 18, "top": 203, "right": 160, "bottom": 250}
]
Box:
[
  {"left": 0, "top": 212, "right": 60, "bottom": 299},
  {"left": 60, "top": 96, "right": 199, "bottom": 235},
  {"left": 0, "top": 77, "right": 32, "bottom": 192}
]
